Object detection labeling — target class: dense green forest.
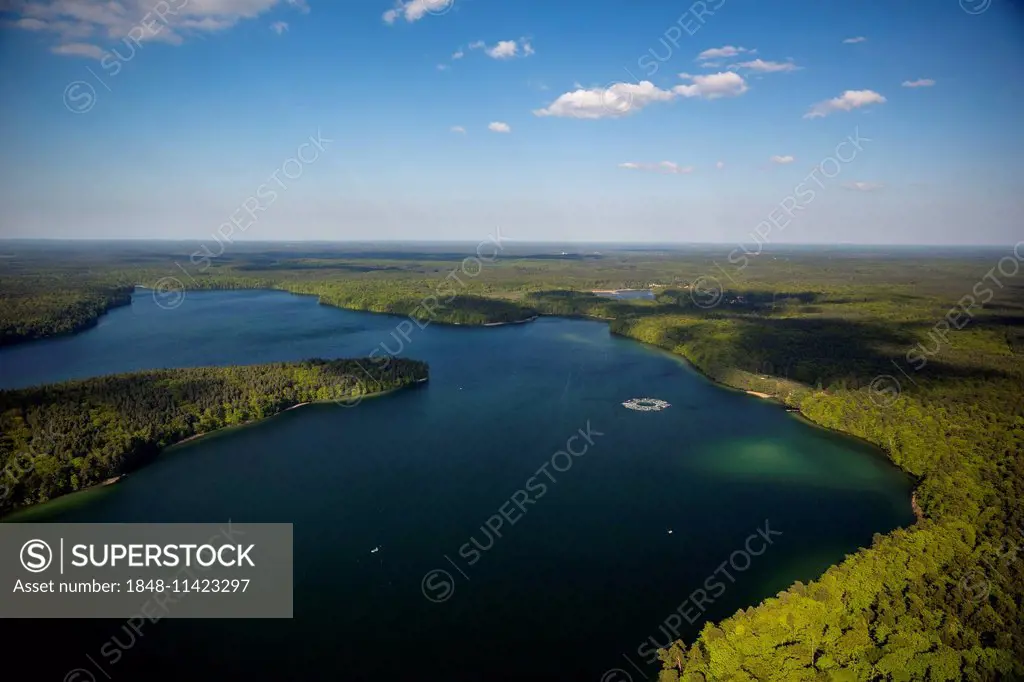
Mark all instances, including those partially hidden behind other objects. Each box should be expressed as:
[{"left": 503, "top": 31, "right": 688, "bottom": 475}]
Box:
[
  {"left": 0, "top": 241, "right": 1022, "bottom": 678},
  {"left": 0, "top": 358, "right": 427, "bottom": 515},
  {"left": 287, "top": 280, "right": 539, "bottom": 325},
  {"left": 611, "top": 308, "right": 1024, "bottom": 680},
  {"left": 1, "top": 241, "right": 1000, "bottom": 344},
  {"left": 0, "top": 278, "right": 134, "bottom": 346}
]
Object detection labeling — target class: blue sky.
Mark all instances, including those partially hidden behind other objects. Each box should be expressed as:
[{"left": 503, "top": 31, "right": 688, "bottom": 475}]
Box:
[{"left": 0, "top": 0, "right": 1022, "bottom": 244}]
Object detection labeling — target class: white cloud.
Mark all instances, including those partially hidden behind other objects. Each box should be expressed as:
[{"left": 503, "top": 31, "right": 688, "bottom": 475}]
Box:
[
  {"left": 383, "top": 0, "right": 453, "bottom": 24},
  {"left": 843, "top": 36, "right": 867, "bottom": 44},
  {"left": 468, "top": 38, "right": 534, "bottom": 59},
  {"left": 804, "top": 89, "right": 886, "bottom": 118},
  {"left": 770, "top": 155, "right": 795, "bottom": 164},
  {"left": 488, "top": 121, "right": 511, "bottom": 133},
  {"left": 843, "top": 181, "right": 883, "bottom": 191},
  {"left": 270, "top": 21, "right": 288, "bottom": 34},
  {"left": 50, "top": 42, "right": 106, "bottom": 59},
  {"left": 41, "top": 19, "right": 97, "bottom": 39},
  {"left": 535, "top": 73, "right": 747, "bottom": 120},
  {"left": 716, "top": 161, "right": 725, "bottom": 170},
  {"left": 533, "top": 81, "right": 675, "bottom": 119},
  {"left": 902, "top": 78, "right": 935, "bottom": 88},
  {"left": 733, "top": 58, "right": 799, "bottom": 73},
  {"left": 452, "top": 49, "right": 464, "bottom": 59},
  {"left": 450, "top": 125, "right": 466, "bottom": 133},
  {"left": 13, "top": 18, "right": 49, "bottom": 30},
  {"left": 11, "top": 0, "right": 299, "bottom": 57},
  {"left": 180, "top": 17, "right": 237, "bottom": 31},
  {"left": 674, "top": 72, "right": 749, "bottom": 99},
  {"left": 697, "top": 45, "right": 752, "bottom": 61},
  {"left": 437, "top": 63, "right": 449, "bottom": 71},
  {"left": 619, "top": 161, "right": 694, "bottom": 175},
  {"left": 487, "top": 40, "right": 518, "bottom": 59}
]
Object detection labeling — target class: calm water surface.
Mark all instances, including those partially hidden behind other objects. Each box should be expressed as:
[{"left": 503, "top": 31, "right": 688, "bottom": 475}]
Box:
[
  {"left": 0, "top": 290, "right": 913, "bottom": 682},
  {"left": 594, "top": 289, "right": 656, "bottom": 300}
]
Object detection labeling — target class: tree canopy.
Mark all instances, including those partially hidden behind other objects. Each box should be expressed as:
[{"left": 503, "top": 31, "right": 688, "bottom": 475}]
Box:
[{"left": 0, "top": 358, "right": 427, "bottom": 516}]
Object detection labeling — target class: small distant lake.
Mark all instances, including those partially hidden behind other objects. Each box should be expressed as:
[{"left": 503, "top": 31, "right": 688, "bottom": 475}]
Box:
[
  {"left": 593, "top": 289, "right": 656, "bottom": 300},
  {"left": 0, "top": 289, "right": 913, "bottom": 682}
]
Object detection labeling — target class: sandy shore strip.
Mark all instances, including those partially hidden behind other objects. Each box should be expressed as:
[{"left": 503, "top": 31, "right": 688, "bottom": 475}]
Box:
[
  {"left": 174, "top": 431, "right": 208, "bottom": 445},
  {"left": 746, "top": 390, "right": 774, "bottom": 399}
]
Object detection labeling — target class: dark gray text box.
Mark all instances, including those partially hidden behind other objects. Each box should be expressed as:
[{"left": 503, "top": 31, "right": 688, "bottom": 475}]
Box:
[{"left": 1, "top": 523, "right": 292, "bottom": 618}]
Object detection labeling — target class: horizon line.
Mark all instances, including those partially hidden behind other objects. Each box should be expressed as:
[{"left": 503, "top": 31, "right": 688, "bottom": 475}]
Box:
[{"left": 0, "top": 238, "right": 1015, "bottom": 249}]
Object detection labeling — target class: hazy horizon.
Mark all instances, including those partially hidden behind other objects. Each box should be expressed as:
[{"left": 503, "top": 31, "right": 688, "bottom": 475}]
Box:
[{"left": 0, "top": 237, "right": 1016, "bottom": 253}]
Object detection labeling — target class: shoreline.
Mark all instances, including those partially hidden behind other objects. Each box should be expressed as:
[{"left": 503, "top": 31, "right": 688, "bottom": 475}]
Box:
[
  {"left": 0, "top": 382, "right": 426, "bottom": 520},
  {"left": 911, "top": 491, "right": 924, "bottom": 522},
  {"left": 3, "top": 287, "right": 548, "bottom": 351},
  {"left": 483, "top": 315, "right": 539, "bottom": 327},
  {"left": 1, "top": 291, "right": 133, "bottom": 349},
  {"left": 311, "top": 296, "right": 541, "bottom": 330},
  {"left": 745, "top": 390, "right": 774, "bottom": 399},
  {"left": 174, "top": 431, "right": 208, "bottom": 445},
  {"left": 608, "top": 327, "right": 922, "bottom": 517},
  {"left": 6, "top": 294, "right": 917, "bottom": 524},
  {"left": 164, "top": 387, "right": 415, "bottom": 450}
]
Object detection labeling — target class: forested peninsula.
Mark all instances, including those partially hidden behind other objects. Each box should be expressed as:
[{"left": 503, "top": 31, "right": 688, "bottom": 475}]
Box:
[
  {"left": 0, "top": 281, "right": 134, "bottom": 347},
  {"left": 0, "top": 358, "right": 428, "bottom": 516}
]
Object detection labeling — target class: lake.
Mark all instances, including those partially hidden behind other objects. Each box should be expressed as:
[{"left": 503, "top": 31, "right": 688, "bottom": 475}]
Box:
[
  {"left": 593, "top": 289, "right": 656, "bottom": 300},
  {"left": 0, "top": 289, "right": 914, "bottom": 682}
]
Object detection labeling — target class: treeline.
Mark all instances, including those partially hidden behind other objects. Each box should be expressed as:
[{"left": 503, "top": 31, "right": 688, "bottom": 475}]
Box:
[
  {"left": 0, "top": 276, "right": 541, "bottom": 348},
  {"left": 0, "top": 244, "right": 1010, "bottom": 348},
  {"left": 3, "top": 249, "right": 996, "bottom": 346},
  {"left": 0, "top": 358, "right": 427, "bottom": 515},
  {"left": 611, "top": 313, "right": 1024, "bottom": 680},
  {"left": 523, "top": 290, "right": 640, "bottom": 319},
  {"left": 0, "top": 285, "right": 133, "bottom": 346},
  {"left": 302, "top": 281, "right": 538, "bottom": 325}
]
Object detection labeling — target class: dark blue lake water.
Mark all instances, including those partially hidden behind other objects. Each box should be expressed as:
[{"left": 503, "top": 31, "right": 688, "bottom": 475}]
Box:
[{"left": 0, "top": 289, "right": 913, "bottom": 682}]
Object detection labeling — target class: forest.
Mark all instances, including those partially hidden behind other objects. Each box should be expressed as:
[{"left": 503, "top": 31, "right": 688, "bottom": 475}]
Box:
[
  {"left": 0, "top": 240, "right": 1021, "bottom": 679},
  {"left": 0, "top": 279, "right": 133, "bottom": 346},
  {"left": 613, "top": 312, "right": 1023, "bottom": 681},
  {"left": 0, "top": 241, "right": 1007, "bottom": 342},
  {"left": 0, "top": 358, "right": 428, "bottom": 516}
]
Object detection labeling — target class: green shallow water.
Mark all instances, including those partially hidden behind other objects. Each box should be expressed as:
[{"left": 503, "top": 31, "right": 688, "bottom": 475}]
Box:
[{"left": 0, "top": 290, "right": 914, "bottom": 682}]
